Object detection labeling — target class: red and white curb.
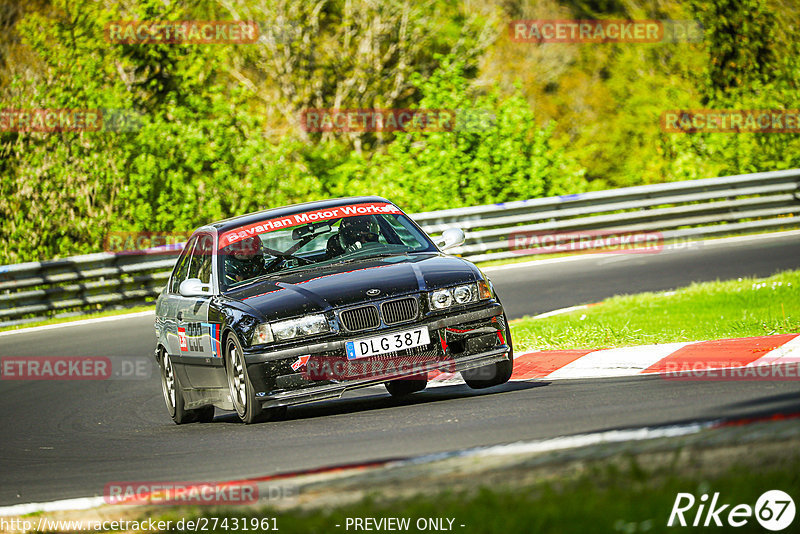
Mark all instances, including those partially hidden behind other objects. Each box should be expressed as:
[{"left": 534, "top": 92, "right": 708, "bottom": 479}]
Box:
[
  {"left": 429, "top": 333, "right": 800, "bottom": 384},
  {"left": 2, "top": 335, "right": 798, "bottom": 518}
]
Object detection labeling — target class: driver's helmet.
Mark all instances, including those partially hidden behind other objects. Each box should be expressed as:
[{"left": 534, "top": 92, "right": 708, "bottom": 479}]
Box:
[
  {"left": 223, "top": 235, "right": 264, "bottom": 283},
  {"left": 338, "top": 216, "right": 380, "bottom": 250}
]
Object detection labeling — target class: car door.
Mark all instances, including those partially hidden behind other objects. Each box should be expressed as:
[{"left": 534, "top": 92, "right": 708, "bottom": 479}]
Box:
[{"left": 177, "top": 233, "right": 226, "bottom": 388}]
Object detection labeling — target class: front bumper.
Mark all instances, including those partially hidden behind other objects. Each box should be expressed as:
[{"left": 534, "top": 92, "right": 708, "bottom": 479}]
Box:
[{"left": 244, "top": 303, "right": 509, "bottom": 408}]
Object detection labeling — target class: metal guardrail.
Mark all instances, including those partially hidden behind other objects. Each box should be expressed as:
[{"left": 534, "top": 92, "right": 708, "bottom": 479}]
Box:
[
  {"left": 0, "top": 251, "right": 179, "bottom": 326},
  {"left": 1, "top": 169, "right": 799, "bottom": 327}
]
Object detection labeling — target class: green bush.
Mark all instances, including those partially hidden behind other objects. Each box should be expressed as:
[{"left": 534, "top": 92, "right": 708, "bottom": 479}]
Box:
[
  {"left": 2, "top": 0, "right": 798, "bottom": 265},
  {"left": 316, "top": 57, "right": 587, "bottom": 213}
]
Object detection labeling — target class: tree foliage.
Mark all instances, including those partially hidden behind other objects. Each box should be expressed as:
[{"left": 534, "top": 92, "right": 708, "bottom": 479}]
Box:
[{"left": 1, "top": 0, "right": 798, "bottom": 264}]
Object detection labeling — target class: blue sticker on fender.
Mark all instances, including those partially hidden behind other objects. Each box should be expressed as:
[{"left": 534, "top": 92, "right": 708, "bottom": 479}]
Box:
[{"left": 202, "top": 322, "right": 221, "bottom": 357}]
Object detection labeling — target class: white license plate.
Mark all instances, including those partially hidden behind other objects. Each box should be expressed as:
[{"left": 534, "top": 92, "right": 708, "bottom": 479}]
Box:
[{"left": 345, "top": 327, "right": 430, "bottom": 360}]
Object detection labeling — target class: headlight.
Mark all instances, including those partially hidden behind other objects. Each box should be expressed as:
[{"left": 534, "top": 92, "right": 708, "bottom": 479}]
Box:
[
  {"left": 429, "top": 283, "right": 485, "bottom": 310},
  {"left": 272, "top": 314, "right": 330, "bottom": 341},
  {"left": 253, "top": 314, "right": 330, "bottom": 344},
  {"left": 453, "top": 284, "right": 476, "bottom": 304},
  {"left": 430, "top": 289, "right": 453, "bottom": 309}
]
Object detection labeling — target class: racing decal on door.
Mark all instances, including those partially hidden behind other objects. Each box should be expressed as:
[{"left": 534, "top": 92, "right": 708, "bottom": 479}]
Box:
[
  {"left": 178, "top": 327, "right": 188, "bottom": 352},
  {"left": 179, "top": 322, "right": 204, "bottom": 353},
  {"left": 202, "top": 322, "right": 222, "bottom": 357}
]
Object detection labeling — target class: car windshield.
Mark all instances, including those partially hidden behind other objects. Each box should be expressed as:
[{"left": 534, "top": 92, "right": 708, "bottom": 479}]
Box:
[{"left": 218, "top": 203, "right": 436, "bottom": 290}]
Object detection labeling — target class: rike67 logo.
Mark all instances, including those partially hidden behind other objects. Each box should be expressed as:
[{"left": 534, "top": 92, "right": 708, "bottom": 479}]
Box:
[{"left": 668, "top": 490, "right": 795, "bottom": 531}]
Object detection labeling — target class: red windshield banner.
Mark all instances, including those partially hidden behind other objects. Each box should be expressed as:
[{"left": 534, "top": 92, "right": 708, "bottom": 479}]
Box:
[{"left": 219, "top": 202, "right": 402, "bottom": 248}]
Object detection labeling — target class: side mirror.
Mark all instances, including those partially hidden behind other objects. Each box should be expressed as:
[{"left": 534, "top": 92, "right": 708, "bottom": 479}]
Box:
[
  {"left": 179, "top": 278, "right": 213, "bottom": 297},
  {"left": 435, "top": 228, "right": 466, "bottom": 251}
]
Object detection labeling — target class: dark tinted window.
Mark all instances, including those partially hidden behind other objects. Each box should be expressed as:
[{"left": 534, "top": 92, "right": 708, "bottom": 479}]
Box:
[{"left": 218, "top": 210, "right": 436, "bottom": 290}]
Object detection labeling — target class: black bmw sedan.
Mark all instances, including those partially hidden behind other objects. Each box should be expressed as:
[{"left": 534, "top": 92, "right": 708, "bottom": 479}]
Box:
[{"left": 154, "top": 197, "right": 513, "bottom": 424}]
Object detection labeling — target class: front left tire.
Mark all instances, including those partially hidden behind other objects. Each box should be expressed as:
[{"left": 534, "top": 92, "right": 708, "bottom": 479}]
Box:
[
  {"left": 385, "top": 374, "right": 427, "bottom": 397},
  {"left": 461, "top": 313, "right": 514, "bottom": 389}
]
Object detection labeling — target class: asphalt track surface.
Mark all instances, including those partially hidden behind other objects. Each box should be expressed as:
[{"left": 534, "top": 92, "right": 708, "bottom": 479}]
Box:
[{"left": 1, "top": 233, "right": 800, "bottom": 506}]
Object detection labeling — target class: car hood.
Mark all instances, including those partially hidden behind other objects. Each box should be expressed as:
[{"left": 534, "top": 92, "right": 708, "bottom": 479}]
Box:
[{"left": 224, "top": 253, "right": 481, "bottom": 321}]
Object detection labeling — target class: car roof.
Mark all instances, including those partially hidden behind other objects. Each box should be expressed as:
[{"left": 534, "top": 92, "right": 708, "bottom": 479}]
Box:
[{"left": 205, "top": 196, "right": 395, "bottom": 232}]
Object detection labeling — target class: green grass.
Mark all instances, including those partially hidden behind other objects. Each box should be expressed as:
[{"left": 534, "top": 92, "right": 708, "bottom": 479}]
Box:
[
  {"left": 152, "top": 447, "right": 800, "bottom": 534},
  {"left": 510, "top": 270, "right": 800, "bottom": 353}
]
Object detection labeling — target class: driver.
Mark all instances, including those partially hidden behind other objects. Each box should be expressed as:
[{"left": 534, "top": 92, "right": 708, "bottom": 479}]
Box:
[
  {"left": 223, "top": 235, "right": 266, "bottom": 284},
  {"left": 326, "top": 216, "right": 381, "bottom": 258}
]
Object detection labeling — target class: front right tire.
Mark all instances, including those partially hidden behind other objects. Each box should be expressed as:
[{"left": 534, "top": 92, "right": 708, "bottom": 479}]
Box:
[
  {"left": 225, "top": 333, "right": 285, "bottom": 424},
  {"left": 160, "top": 349, "right": 214, "bottom": 424}
]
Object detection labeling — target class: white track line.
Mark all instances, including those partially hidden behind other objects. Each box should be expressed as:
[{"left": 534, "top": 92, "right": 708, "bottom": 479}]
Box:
[
  {"left": 0, "top": 421, "right": 713, "bottom": 518},
  {"left": 530, "top": 304, "right": 589, "bottom": 319},
  {"left": 0, "top": 496, "right": 106, "bottom": 517},
  {"left": 482, "top": 253, "right": 616, "bottom": 272},
  {"left": 481, "top": 229, "right": 800, "bottom": 272},
  {"left": 0, "top": 311, "right": 155, "bottom": 337},
  {"left": 468, "top": 421, "right": 712, "bottom": 458}
]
